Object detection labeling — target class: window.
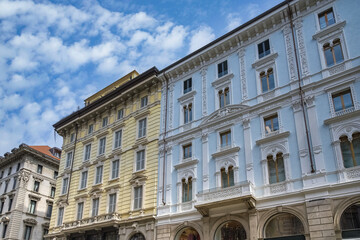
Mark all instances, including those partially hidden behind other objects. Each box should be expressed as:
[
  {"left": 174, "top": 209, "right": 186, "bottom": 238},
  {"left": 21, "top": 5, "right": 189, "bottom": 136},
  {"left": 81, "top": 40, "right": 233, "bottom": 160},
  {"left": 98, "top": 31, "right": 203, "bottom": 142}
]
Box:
[
  {"left": 8, "top": 197, "right": 13, "bottom": 211},
  {"left": 0, "top": 171, "right": 3, "bottom": 179},
  {"left": 323, "top": 39, "right": 344, "bottom": 67},
  {"left": 182, "top": 177, "right": 192, "bottom": 202},
  {"left": 4, "top": 181, "right": 8, "bottom": 193},
  {"left": 16, "top": 163, "right": 20, "bottom": 172},
  {"left": 218, "top": 60, "right": 228, "bottom": 78},
  {"left": 117, "top": 109, "right": 124, "bottom": 120},
  {"left": 54, "top": 171, "right": 58, "bottom": 179},
  {"left": 29, "top": 200, "right": 36, "bottom": 214},
  {"left": 134, "top": 186, "right": 143, "bottom": 210},
  {"left": 46, "top": 204, "right": 53, "bottom": 218},
  {"left": 37, "top": 164, "right": 43, "bottom": 174},
  {"left": 24, "top": 226, "right": 32, "bottom": 240},
  {"left": 258, "top": 39, "right": 270, "bottom": 59},
  {"left": 34, "top": 181, "right": 40, "bottom": 192},
  {"left": 43, "top": 228, "right": 49, "bottom": 239},
  {"left": 61, "top": 178, "right": 68, "bottom": 195},
  {"left": 2, "top": 223, "right": 7, "bottom": 238},
  {"left": 92, "top": 198, "right": 99, "bottom": 217},
  {"left": 108, "top": 193, "right": 116, "bottom": 213},
  {"left": 183, "top": 144, "right": 192, "bottom": 159},
  {"left": 8, "top": 167, "right": 11, "bottom": 176},
  {"left": 264, "top": 114, "right": 279, "bottom": 134},
  {"left": 220, "top": 131, "right": 231, "bottom": 148},
  {"left": 221, "top": 166, "right": 234, "bottom": 188},
  {"left": 65, "top": 151, "right": 73, "bottom": 168},
  {"left": 141, "top": 96, "right": 148, "bottom": 108},
  {"left": 340, "top": 202, "right": 360, "bottom": 238},
  {"left": 218, "top": 87, "right": 230, "bottom": 108},
  {"left": 102, "top": 116, "right": 108, "bottom": 127},
  {"left": 319, "top": 8, "right": 335, "bottom": 29},
  {"left": 50, "top": 187, "right": 56, "bottom": 198},
  {"left": 0, "top": 200, "right": 4, "bottom": 214},
  {"left": 98, "top": 137, "right": 106, "bottom": 155},
  {"left": 80, "top": 171, "right": 88, "bottom": 189},
  {"left": 12, "top": 177, "right": 17, "bottom": 190},
  {"left": 332, "top": 89, "right": 354, "bottom": 112},
  {"left": 112, "top": 159, "right": 120, "bottom": 179},
  {"left": 88, "top": 124, "right": 94, "bottom": 134},
  {"left": 84, "top": 144, "right": 91, "bottom": 161},
  {"left": 57, "top": 207, "right": 64, "bottom": 226},
  {"left": 340, "top": 133, "right": 360, "bottom": 168},
  {"left": 183, "top": 104, "right": 193, "bottom": 124},
  {"left": 77, "top": 202, "right": 84, "bottom": 220},
  {"left": 260, "top": 68, "right": 275, "bottom": 93},
  {"left": 138, "top": 118, "right": 147, "bottom": 138},
  {"left": 268, "top": 153, "right": 286, "bottom": 184},
  {"left": 95, "top": 166, "right": 103, "bottom": 184},
  {"left": 136, "top": 150, "right": 145, "bottom": 171},
  {"left": 184, "top": 78, "right": 192, "bottom": 94},
  {"left": 114, "top": 130, "right": 122, "bottom": 149},
  {"left": 70, "top": 133, "right": 75, "bottom": 143}
]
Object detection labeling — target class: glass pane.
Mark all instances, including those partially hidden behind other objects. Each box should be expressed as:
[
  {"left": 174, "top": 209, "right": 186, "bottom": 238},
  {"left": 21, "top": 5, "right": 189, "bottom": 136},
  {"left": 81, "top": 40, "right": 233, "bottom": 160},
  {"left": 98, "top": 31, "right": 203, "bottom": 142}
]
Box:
[
  {"left": 268, "top": 73, "right": 275, "bottom": 90},
  {"left": 333, "top": 44, "right": 344, "bottom": 63},
  {"left": 319, "top": 15, "right": 326, "bottom": 29},
  {"left": 341, "top": 139, "right": 354, "bottom": 168},
  {"left": 229, "top": 168, "right": 234, "bottom": 186},
  {"left": 333, "top": 95, "right": 343, "bottom": 111},
  {"left": 261, "top": 76, "right": 268, "bottom": 92},
  {"left": 341, "top": 203, "right": 360, "bottom": 230},
  {"left": 343, "top": 92, "right": 353, "bottom": 109},
  {"left": 265, "top": 119, "right": 272, "bottom": 133},
  {"left": 327, "top": 11, "right": 335, "bottom": 25},
  {"left": 176, "top": 227, "right": 200, "bottom": 240},
  {"left": 258, "top": 43, "right": 264, "bottom": 57},
  {"left": 268, "top": 159, "right": 277, "bottom": 184},
  {"left": 221, "top": 170, "right": 228, "bottom": 188},
  {"left": 220, "top": 94, "right": 224, "bottom": 107},
  {"left": 189, "top": 180, "right": 192, "bottom": 201},
  {"left": 324, "top": 48, "right": 334, "bottom": 67},
  {"left": 353, "top": 136, "right": 360, "bottom": 166},
  {"left": 265, "top": 213, "right": 305, "bottom": 238},
  {"left": 214, "top": 221, "right": 246, "bottom": 240},
  {"left": 277, "top": 157, "right": 286, "bottom": 182},
  {"left": 273, "top": 117, "right": 279, "bottom": 131}
]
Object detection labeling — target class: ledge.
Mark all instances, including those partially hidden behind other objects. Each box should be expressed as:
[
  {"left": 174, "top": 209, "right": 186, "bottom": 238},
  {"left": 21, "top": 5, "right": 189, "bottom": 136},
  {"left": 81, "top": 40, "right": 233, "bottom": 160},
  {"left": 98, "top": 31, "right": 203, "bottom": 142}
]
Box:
[
  {"left": 134, "top": 109, "right": 150, "bottom": 120},
  {"left": 111, "top": 122, "right": 125, "bottom": 131},
  {"left": 312, "top": 20, "right": 346, "bottom": 40},
  {"left": 212, "top": 146, "right": 240, "bottom": 158},
  {"left": 95, "top": 130, "right": 109, "bottom": 139},
  {"left": 82, "top": 137, "right": 94, "bottom": 145},
  {"left": 256, "top": 131, "right": 290, "bottom": 145},
  {"left": 211, "top": 73, "right": 234, "bottom": 88},
  {"left": 178, "top": 90, "right": 197, "bottom": 103},
  {"left": 324, "top": 109, "right": 360, "bottom": 125},
  {"left": 174, "top": 158, "right": 199, "bottom": 169},
  {"left": 252, "top": 52, "right": 278, "bottom": 69}
]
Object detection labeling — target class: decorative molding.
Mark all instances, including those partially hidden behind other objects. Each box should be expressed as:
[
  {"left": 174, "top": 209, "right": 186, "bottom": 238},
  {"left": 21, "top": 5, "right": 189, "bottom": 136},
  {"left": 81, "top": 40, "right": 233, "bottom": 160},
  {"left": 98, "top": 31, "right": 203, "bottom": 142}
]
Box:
[
  {"left": 211, "top": 73, "right": 234, "bottom": 88},
  {"left": 95, "top": 130, "right": 109, "bottom": 139},
  {"left": 283, "top": 25, "right": 296, "bottom": 82},
  {"left": 23, "top": 218, "right": 38, "bottom": 225},
  {"left": 174, "top": 159, "right": 199, "bottom": 170},
  {"left": 294, "top": 19, "right": 309, "bottom": 77},
  {"left": 237, "top": 48, "right": 248, "bottom": 100},
  {"left": 82, "top": 137, "right": 94, "bottom": 145},
  {"left": 312, "top": 20, "right": 346, "bottom": 40},
  {"left": 133, "top": 109, "right": 150, "bottom": 120},
  {"left": 270, "top": 182, "right": 287, "bottom": 194},
  {"left": 256, "top": 131, "right": 290, "bottom": 145},
  {"left": 201, "top": 67, "right": 208, "bottom": 117},
  {"left": 324, "top": 109, "right": 360, "bottom": 125},
  {"left": 212, "top": 146, "right": 240, "bottom": 159},
  {"left": 251, "top": 52, "right": 278, "bottom": 69},
  {"left": 178, "top": 90, "right": 196, "bottom": 103},
  {"left": 201, "top": 104, "right": 249, "bottom": 126}
]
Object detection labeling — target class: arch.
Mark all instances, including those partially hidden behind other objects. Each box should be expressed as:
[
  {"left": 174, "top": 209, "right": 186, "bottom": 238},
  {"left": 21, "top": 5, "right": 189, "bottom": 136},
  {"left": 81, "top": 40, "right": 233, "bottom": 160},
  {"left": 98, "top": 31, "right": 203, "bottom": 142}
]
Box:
[
  {"left": 177, "top": 169, "right": 196, "bottom": 183},
  {"left": 126, "top": 231, "right": 146, "bottom": 240},
  {"left": 171, "top": 222, "right": 204, "bottom": 240},
  {"left": 334, "top": 196, "right": 360, "bottom": 232},
  {"left": 216, "top": 157, "right": 238, "bottom": 172},
  {"left": 264, "top": 213, "right": 305, "bottom": 239},
  {"left": 210, "top": 215, "right": 249, "bottom": 240},
  {"left": 332, "top": 123, "right": 360, "bottom": 141},
  {"left": 262, "top": 143, "right": 288, "bottom": 161}
]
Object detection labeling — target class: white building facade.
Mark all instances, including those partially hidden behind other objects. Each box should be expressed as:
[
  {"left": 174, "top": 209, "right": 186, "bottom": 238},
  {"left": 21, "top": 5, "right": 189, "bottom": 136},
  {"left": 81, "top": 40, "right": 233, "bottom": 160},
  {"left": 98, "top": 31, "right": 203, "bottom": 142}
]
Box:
[
  {"left": 156, "top": 0, "right": 360, "bottom": 239},
  {"left": 0, "top": 144, "right": 60, "bottom": 240}
]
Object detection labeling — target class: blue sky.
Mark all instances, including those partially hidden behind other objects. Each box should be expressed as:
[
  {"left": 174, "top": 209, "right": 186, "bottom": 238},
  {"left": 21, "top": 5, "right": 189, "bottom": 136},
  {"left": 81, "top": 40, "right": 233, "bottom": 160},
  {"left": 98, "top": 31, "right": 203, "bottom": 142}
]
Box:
[{"left": 0, "top": 0, "right": 282, "bottom": 154}]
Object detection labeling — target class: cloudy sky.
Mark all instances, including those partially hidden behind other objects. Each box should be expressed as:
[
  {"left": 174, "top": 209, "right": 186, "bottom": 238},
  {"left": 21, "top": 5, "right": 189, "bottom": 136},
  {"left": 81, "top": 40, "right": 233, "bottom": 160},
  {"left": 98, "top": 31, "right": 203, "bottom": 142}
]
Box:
[{"left": 0, "top": 0, "right": 282, "bottom": 154}]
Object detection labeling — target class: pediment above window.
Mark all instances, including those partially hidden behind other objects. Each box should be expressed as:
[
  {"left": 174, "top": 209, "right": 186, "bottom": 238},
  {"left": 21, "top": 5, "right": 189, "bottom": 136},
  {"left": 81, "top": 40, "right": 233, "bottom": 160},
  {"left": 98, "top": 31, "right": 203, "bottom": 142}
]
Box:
[
  {"left": 23, "top": 218, "right": 37, "bottom": 225},
  {"left": 212, "top": 73, "right": 234, "bottom": 89},
  {"left": 174, "top": 158, "right": 199, "bottom": 170},
  {"left": 129, "top": 172, "right": 147, "bottom": 185},
  {"left": 178, "top": 90, "right": 196, "bottom": 103},
  {"left": 312, "top": 20, "right": 346, "bottom": 40},
  {"left": 201, "top": 104, "right": 249, "bottom": 126},
  {"left": 252, "top": 52, "right": 278, "bottom": 69}
]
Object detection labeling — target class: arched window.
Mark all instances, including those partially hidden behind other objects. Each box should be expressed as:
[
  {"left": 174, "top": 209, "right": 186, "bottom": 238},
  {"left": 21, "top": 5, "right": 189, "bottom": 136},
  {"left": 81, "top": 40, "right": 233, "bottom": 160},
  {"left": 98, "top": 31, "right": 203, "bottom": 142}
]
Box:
[
  {"left": 340, "top": 202, "right": 360, "bottom": 239},
  {"left": 268, "top": 153, "right": 285, "bottom": 184},
  {"left": 175, "top": 227, "right": 200, "bottom": 240},
  {"left": 219, "top": 87, "right": 230, "bottom": 108},
  {"left": 221, "top": 166, "right": 234, "bottom": 188},
  {"left": 260, "top": 68, "right": 275, "bottom": 93},
  {"left": 340, "top": 133, "right": 360, "bottom": 168},
  {"left": 182, "top": 177, "right": 192, "bottom": 202},
  {"left": 265, "top": 213, "right": 305, "bottom": 239},
  {"left": 129, "top": 233, "right": 145, "bottom": 240},
  {"left": 184, "top": 103, "right": 193, "bottom": 124},
  {"left": 214, "top": 221, "right": 246, "bottom": 240},
  {"left": 323, "top": 38, "right": 344, "bottom": 67}
]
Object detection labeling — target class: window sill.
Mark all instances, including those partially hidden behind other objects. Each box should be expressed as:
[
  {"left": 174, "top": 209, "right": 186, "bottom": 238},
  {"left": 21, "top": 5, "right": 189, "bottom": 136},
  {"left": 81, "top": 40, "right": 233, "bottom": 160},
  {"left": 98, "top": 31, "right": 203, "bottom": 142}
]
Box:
[
  {"left": 324, "top": 108, "right": 360, "bottom": 125},
  {"left": 211, "top": 145, "right": 240, "bottom": 158},
  {"left": 256, "top": 131, "right": 290, "bottom": 145},
  {"left": 212, "top": 73, "right": 234, "bottom": 88},
  {"left": 108, "top": 177, "right": 120, "bottom": 183},
  {"left": 174, "top": 158, "right": 199, "bottom": 170},
  {"left": 252, "top": 52, "right": 278, "bottom": 69},
  {"left": 178, "top": 90, "right": 196, "bottom": 103},
  {"left": 312, "top": 20, "right": 346, "bottom": 40},
  {"left": 26, "top": 212, "right": 37, "bottom": 217},
  {"left": 77, "top": 187, "right": 87, "bottom": 192}
]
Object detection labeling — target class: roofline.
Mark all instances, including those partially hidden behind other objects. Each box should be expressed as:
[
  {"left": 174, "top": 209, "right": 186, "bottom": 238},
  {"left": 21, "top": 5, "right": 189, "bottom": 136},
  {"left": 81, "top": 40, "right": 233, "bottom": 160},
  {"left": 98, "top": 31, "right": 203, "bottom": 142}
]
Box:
[
  {"left": 160, "top": 0, "right": 293, "bottom": 73},
  {"left": 53, "top": 66, "right": 159, "bottom": 130}
]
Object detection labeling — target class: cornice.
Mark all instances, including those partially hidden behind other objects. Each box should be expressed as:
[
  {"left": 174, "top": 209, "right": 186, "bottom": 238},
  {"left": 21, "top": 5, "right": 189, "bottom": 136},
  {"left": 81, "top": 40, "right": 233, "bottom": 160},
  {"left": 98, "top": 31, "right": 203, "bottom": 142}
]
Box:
[
  {"left": 256, "top": 131, "right": 290, "bottom": 145},
  {"left": 312, "top": 20, "right": 346, "bottom": 40},
  {"left": 174, "top": 159, "right": 199, "bottom": 170}
]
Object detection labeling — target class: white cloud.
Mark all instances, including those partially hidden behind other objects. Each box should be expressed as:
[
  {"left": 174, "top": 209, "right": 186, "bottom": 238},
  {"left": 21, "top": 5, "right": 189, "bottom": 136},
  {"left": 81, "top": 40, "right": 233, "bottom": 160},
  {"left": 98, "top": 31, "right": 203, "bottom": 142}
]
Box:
[
  {"left": 188, "top": 26, "right": 215, "bottom": 53},
  {"left": 246, "top": 3, "right": 261, "bottom": 19},
  {"left": 2, "top": 94, "right": 23, "bottom": 111},
  {"left": 226, "top": 13, "right": 242, "bottom": 32}
]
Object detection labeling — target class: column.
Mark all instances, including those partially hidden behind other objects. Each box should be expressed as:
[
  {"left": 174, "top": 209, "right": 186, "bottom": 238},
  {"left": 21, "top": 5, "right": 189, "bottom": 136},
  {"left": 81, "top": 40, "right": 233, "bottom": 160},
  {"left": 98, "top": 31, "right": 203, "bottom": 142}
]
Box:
[
  {"left": 165, "top": 146, "right": 172, "bottom": 205},
  {"left": 200, "top": 67, "right": 208, "bottom": 117},
  {"left": 202, "top": 132, "right": 209, "bottom": 191},
  {"left": 243, "top": 118, "right": 254, "bottom": 184},
  {"left": 237, "top": 48, "right": 248, "bottom": 103}
]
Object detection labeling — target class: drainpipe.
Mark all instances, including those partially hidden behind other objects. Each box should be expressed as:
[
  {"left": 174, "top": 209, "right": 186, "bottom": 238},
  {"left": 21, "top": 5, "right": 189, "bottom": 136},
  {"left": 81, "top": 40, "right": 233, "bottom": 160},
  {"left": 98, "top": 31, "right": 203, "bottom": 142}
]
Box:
[
  {"left": 162, "top": 74, "right": 169, "bottom": 205},
  {"left": 287, "top": 1, "right": 315, "bottom": 173}
]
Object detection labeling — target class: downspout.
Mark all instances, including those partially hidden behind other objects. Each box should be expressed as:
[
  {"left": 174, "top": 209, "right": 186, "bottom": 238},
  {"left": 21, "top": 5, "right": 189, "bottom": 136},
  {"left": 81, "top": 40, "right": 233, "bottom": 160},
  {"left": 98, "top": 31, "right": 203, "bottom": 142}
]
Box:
[
  {"left": 66, "top": 121, "right": 79, "bottom": 203},
  {"left": 162, "top": 74, "right": 169, "bottom": 205},
  {"left": 287, "top": 1, "right": 315, "bottom": 173}
]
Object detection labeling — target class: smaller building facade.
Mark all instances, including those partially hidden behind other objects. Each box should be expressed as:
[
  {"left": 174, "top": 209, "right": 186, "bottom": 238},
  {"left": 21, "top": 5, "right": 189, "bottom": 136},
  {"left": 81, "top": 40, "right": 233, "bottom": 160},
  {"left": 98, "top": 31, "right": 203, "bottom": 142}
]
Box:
[{"left": 0, "top": 144, "right": 60, "bottom": 240}]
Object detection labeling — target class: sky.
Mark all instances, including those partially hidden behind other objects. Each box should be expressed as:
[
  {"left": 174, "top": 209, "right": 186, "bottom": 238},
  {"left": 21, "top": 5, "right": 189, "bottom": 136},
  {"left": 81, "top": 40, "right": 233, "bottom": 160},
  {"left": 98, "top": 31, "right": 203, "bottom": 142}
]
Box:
[{"left": 0, "top": 0, "right": 283, "bottom": 154}]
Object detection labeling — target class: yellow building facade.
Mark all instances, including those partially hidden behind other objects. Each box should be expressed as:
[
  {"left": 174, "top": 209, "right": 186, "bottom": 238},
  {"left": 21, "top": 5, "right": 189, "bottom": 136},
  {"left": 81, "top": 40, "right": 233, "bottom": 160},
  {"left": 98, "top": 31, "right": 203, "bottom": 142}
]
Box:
[{"left": 48, "top": 67, "right": 160, "bottom": 240}]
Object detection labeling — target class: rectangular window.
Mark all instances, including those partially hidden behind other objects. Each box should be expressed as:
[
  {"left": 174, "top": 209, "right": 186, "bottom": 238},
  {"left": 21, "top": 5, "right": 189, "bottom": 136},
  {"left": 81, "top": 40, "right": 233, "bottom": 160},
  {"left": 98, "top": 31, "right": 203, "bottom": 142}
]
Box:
[
  {"left": 332, "top": 89, "right": 354, "bottom": 112},
  {"left": 95, "top": 166, "right": 103, "bottom": 184},
  {"left": 0, "top": 200, "right": 4, "bottom": 214},
  {"left": 319, "top": 8, "right": 335, "bottom": 29},
  {"left": 0, "top": 171, "right": 3, "bottom": 179},
  {"left": 114, "top": 130, "right": 122, "bottom": 149},
  {"left": 8, "top": 167, "right": 11, "bottom": 176},
  {"left": 138, "top": 118, "right": 147, "bottom": 138},
  {"left": 182, "top": 178, "right": 192, "bottom": 202},
  {"left": 92, "top": 198, "right": 99, "bottom": 217},
  {"left": 84, "top": 144, "right": 91, "bottom": 161},
  {"left": 183, "top": 144, "right": 192, "bottom": 159},
  {"left": 108, "top": 193, "right": 116, "bottom": 213},
  {"left": 221, "top": 166, "right": 235, "bottom": 188},
  {"left": 80, "top": 171, "right": 88, "bottom": 189},
  {"left": 117, "top": 108, "right": 124, "bottom": 120},
  {"left": 184, "top": 78, "right": 192, "bottom": 94},
  {"left": 220, "top": 131, "right": 231, "bottom": 148},
  {"left": 54, "top": 171, "right": 58, "bottom": 179},
  {"left": 50, "top": 187, "right": 56, "bottom": 198},
  {"left": 136, "top": 150, "right": 145, "bottom": 171},
  {"left": 12, "top": 177, "right": 17, "bottom": 190},
  {"left": 98, "top": 137, "right": 106, "bottom": 155},
  {"left": 16, "top": 163, "right": 21, "bottom": 172},
  {"left": 134, "top": 186, "right": 143, "bottom": 210},
  {"left": 57, "top": 207, "right": 64, "bottom": 226},
  {"left": 217, "top": 60, "right": 228, "bottom": 78},
  {"left": 4, "top": 181, "right": 8, "bottom": 193},
  {"left": 70, "top": 133, "right": 75, "bottom": 143},
  {"left": 34, "top": 181, "right": 40, "bottom": 192},
  {"left": 141, "top": 96, "right": 148, "bottom": 108},
  {"left": 264, "top": 114, "right": 279, "bottom": 134},
  {"left": 77, "top": 202, "right": 84, "bottom": 220},
  {"left": 29, "top": 200, "right": 36, "bottom": 214},
  {"left": 24, "top": 225, "right": 32, "bottom": 240},
  {"left": 65, "top": 152, "right": 73, "bottom": 168},
  {"left": 8, "top": 198, "right": 13, "bottom": 211},
  {"left": 219, "top": 88, "right": 230, "bottom": 108},
  {"left": 88, "top": 124, "right": 94, "bottom": 134},
  {"left": 112, "top": 160, "right": 120, "bottom": 179},
  {"left": 258, "top": 39, "right": 270, "bottom": 59},
  {"left": 2, "top": 224, "right": 7, "bottom": 238},
  {"left": 43, "top": 228, "right": 49, "bottom": 239},
  {"left": 323, "top": 39, "right": 344, "bottom": 67},
  {"left": 37, "top": 164, "right": 43, "bottom": 174},
  {"left": 260, "top": 68, "right": 275, "bottom": 93},
  {"left": 46, "top": 204, "right": 53, "bottom": 218},
  {"left": 61, "top": 178, "right": 68, "bottom": 195},
  {"left": 183, "top": 103, "right": 193, "bottom": 124},
  {"left": 102, "top": 117, "right": 108, "bottom": 127}
]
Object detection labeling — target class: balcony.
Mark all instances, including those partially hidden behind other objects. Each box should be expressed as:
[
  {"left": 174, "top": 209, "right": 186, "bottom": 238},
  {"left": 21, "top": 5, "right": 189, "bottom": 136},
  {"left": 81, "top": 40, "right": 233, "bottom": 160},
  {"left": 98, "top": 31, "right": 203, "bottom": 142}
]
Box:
[
  {"left": 334, "top": 106, "right": 355, "bottom": 117},
  {"left": 63, "top": 213, "right": 121, "bottom": 231}
]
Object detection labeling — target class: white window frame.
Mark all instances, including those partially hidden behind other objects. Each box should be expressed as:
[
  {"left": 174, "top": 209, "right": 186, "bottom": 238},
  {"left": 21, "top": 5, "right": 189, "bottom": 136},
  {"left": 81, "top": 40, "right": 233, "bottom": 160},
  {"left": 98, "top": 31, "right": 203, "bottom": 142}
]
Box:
[
  {"left": 83, "top": 143, "right": 91, "bottom": 162},
  {"left": 140, "top": 96, "right": 148, "bottom": 108},
  {"left": 98, "top": 137, "right": 106, "bottom": 156},
  {"left": 257, "top": 39, "right": 271, "bottom": 60},
  {"left": 28, "top": 199, "right": 37, "bottom": 214},
  {"left": 261, "top": 110, "right": 282, "bottom": 138},
  {"left": 137, "top": 118, "right": 147, "bottom": 139},
  {"left": 183, "top": 78, "right": 192, "bottom": 94},
  {"left": 182, "top": 102, "right": 193, "bottom": 125},
  {"left": 314, "top": 4, "right": 338, "bottom": 31},
  {"left": 181, "top": 142, "right": 193, "bottom": 160},
  {"left": 132, "top": 185, "right": 143, "bottom": 210},
  {"left": 135, "top": 149, "right": 146, "bottom": 172},
  {"left": 111, "top": 159, "right": 120, "bottom": 179},
  {"left": 108, "top": 193, "right": 117, "bottom": 213},
  {"left": 24, "top": 225, "right": 32, "bottom": 240},
  {"left": 218, "top": 128, "right": 233, "bottom": 150},
  {"left": 61, "top": 177, "right": 69, "bottom": 195},
  {"left": 102, "top": 116, "right": 108, "bottom": 128},
  {"left": 117, "top": 108, "right": 124, "bottom": 120},
  {"left": 80, "top": 170, "right": 88, "bottom": 189},
  {"left": 70, "top": 133, "right": 75, "bottom": 143},
  {"left": 94, "top": 165, "right": 103, "bottom": 185},
  {"left": 113, "top": 129, "right": 122, "bottom": 149},
  {"left": 57, "top": 207, "right": 64, "bottom": 226},
  {"left": 91, "top": 198, "right": 99, "bottom": 217},
  {"left": 327, "top": 84, "right": 358, "bottom": 118},
  {"left": 88, "top": 124, "right": 94, "bottom": 134},
  {"left": 77, "top": 202, "right": 84, "bottom": 220},
  {"left": 65, "top": 151, "right": 73, "bottom": 169}
]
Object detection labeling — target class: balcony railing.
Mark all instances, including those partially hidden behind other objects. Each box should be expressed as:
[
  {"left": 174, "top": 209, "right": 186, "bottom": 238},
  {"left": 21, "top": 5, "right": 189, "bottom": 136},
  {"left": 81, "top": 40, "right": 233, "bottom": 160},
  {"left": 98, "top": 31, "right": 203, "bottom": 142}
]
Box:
[
  {"left": 63, "top": 213, "right": 121, "bottom": 230},
  {"left": 334, "top": 106, "right": 355, "bottom": 117}
]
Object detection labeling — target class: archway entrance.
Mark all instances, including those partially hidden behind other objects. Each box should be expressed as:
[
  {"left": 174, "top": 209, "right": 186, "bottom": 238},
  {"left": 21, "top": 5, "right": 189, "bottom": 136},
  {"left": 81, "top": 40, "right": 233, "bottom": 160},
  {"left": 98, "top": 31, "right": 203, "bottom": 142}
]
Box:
[
  {"left": 175, "top": 227, "right": 200, "bottom": 240},
  {"left": 129, "top": 233, "right": 145, "bottom": 240},
  {"left": 340, "top": 202, "right": 360, "bottom": 239},
  {"left": 264, "top": 213, "right": 305, "bottom": 240},
  {"left": 214, "top": 221, "right": 246, "bottom": 240}
]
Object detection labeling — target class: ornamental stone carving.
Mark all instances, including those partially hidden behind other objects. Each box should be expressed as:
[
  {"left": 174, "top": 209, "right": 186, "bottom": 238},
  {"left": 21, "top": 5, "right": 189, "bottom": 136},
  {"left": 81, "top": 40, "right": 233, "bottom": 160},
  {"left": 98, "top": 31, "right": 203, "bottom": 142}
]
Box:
[
  {"left": 237, "top": 48, "right": 248, "bottom": 100},
  {"left": 201, "top": 67, "right": 208, "bottom": 116},
  {"left": 346, "top": 168, "right": 360, "bottom": 179},
  {"left": 270, "top": 183, "right": 287, "bottom": 194},
  {"left": 294, "top": 19, "right": 309, "bottom": 77},
  {"left": 19, "top": 170, "right": 30, "bottom": 183},
  {"left": 283, "top": 25, "right": 296, "bottom": 82}
]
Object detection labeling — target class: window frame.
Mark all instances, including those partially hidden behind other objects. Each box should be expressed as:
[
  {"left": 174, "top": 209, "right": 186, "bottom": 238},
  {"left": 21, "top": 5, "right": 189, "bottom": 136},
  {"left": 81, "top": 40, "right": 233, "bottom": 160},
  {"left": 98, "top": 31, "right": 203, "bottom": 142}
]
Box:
[
  {"left": 88, "top": 124, "right": 94, "bottom": 134},
  {"left": 84, "top": 143, "right": 92, "bottom": 162},
  {"left": 135, "top": 150, "right": 145, "bottom": 172},
  {"left": 57, "top": 207, "right": 64, "bottom": 226},
  {"left": 102, "top": 116, "right": 108, "bottom": 128},
  {"left": 323, "top": 39, "right": 344, "bottom": 67},
  {"left": 140, "top": 96, "right": 148, "bottom": 108},
  {"left": 46, "top": 203, "right": 53, "bottom": 218},
  {"left": 117, "top": 108, "right": 124, "bottom": 120},
  {"left": 258, "top": 39, "right": 271, "bottom": 59},
  {"left": 28, "top": 199, "right": 37, "bottom": 214},
  {"left": 221, "top": 166, "right": 235, "bottom": 188},
  {"left": 98, "top": 137, "right": 106, "bottom": 156},
  {"left": 218, "top": 87, "right": 230, "bottom": 108},
  {"left": 267, "top": 153, "right": 286, "bottom": 184},
  {"left": 33, "top": 180, "right": 40, "bottom": 192},
  {"left": 108, "top": 193, "right": 116, "bottom": 213},
  {"left": 182, "top": 144, "right": 192, "bottom": 160},
  {"left": 182, "top": 177, "right": 192, "bottom": 202},
  {"left": 61, "top": 177, "right": 69, "bottom": 195},
  {"left": 183, "top": 103, "right": 193, "bottom": 124},
  {"left": 113, "top": 129, "right": 122, "bottom": 149},
  {"left": 24, "top": 225, "right": 32, "bottom": 240},
  {"left": 133, "top": 186, "right": 143, "bottom": 210},
  {"left": 183, "top": 78, "right": 192, "bottom": 94},
  {"left": 137, "top": 118, "right": 147, "bottom": 138},
  {"left": 317, "top": 7, "right": 336, "bottom": 30},
  {"left": 80, "top": 170, "right": 88, "bottom": 189},
  {"left": 92, "top": 198, "right": 99, "bottom": 217},
  {"left": 217, "top": 60, "right": 228, "bottom": 78},
  {"left": 111, "top": 159, "right": 120, "bottom": 179},
  {"left": 77, "top": 202, "right": 84, "bottom": 220},
  {"left": 94, "top": 165, "right": 103, "bottom": 185},
  {"left": 220, "top": 130, "right": 232, "bottom": 149},
  {"left": 50, "top": 186, "right": 56, "bottom": 198},
  {"left": 264, "top": 114, "right": 280, "bottom": 135},
  {"left": 65, "top": 151, "right": 73, "bottom": 169},
  {"left": 340, "top": 133, "right": 360, "bottom": 168},
  {"left": 37, "top": 164, "right": 43, "bottom": 174}
]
